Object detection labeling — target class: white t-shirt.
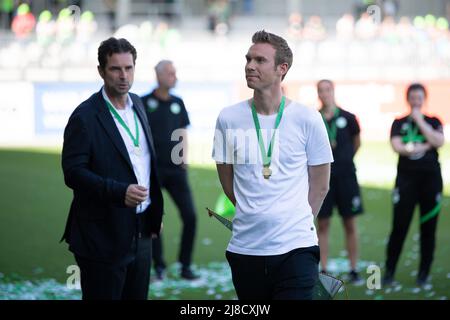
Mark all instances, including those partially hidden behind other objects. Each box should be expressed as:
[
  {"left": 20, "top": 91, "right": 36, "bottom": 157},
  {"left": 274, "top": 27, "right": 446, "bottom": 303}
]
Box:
[{"left": 212, "top": 99, "right": 333, "bottom": 255}]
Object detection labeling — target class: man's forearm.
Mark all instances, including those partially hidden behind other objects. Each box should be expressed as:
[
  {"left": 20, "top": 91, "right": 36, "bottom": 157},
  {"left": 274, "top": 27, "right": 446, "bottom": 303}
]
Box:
[
  {"left": 308, "top": 187, "right": 329, "bottom": 217},
  {"left": 308, "top": 163, "right": 331, "bottom": 217},
  {"left": 415, "top": 117, "right": 445, "bottom": 148},
  {"left": 216, "top": 163, "right": 236, "bottom": 205}
]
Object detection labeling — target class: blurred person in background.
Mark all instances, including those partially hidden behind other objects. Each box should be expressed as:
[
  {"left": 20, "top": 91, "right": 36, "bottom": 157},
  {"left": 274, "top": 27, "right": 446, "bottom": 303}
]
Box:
[
  {"left": 336, "top": 13, "right": 355, "bottom": 41},
  {"left": 62, "top": 38, "right": 164, "bottom": 299},
  {"left": 316, "top": 79, "right": 364, "bottom": 285},
  {"left": 11, "top": 2, "right": 35, "bottom": 39},
  {"left": 0, "top": 0, "right": 14, "bottom": 30},
  {"left": 103, "top": 0, "right": 116, "bottom": 32},
  {"left": 355, "top": 12, "right": 378, "bottom": 40},
  {"left": 141, "top": 60, "right": 199, "bottom": 280},
  {"left": 396, "top": 16, "right": 414, "bottom": 43},
  {"left": 302, "top": 15, "right": 327, "bottom": 41},
  {"left": 76, "top": 10, "right": 97, "bottom": 44},
  {"left": 207, "top": 0, "right": 232, "bottom": 35},
  {"left": 36, "top": 10, "right": 56, "bottom": 47},
  {"left": 379, "top": 16, "right": 399, "bottom": 43},
  {"left": 286, "top": 12, "right": 303, "bottom": 41},
  {"left": 384, "top": 83, "right": 445, "bottom": 287},
  {"left": 56, "top": 6, "right": 81, "bottom": 44}
]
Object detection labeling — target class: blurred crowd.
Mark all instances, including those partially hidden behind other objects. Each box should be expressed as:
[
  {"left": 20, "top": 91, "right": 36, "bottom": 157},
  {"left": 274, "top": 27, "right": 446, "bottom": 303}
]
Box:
[
  {"left": 286, "top": 11, "right": 450, "bottom": 44},
  {"left": 1, "top": 0, "right": 450, "bottom": 79}
]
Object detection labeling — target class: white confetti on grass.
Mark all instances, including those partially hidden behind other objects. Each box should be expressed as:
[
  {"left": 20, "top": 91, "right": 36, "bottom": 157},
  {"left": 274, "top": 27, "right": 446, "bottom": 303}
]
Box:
[
  {"left": 411, "top": 288, "right": 421, "bottom": 294},
  {"left": 0, "top": 262, "right": 236, "bottom": 300},
  {"left": 0, "top": 259, "right": 447, "bottom": 300},
  {"left": 325, "top": 257, "right": 376, "bottom": 275},
  {"left": 0, "top": 278, "right": 81, "bottom": 300},
  {"left": 365, "top": 289, "right": 375, "bottom": 296},
  {"left": 423, "top": 284, "right": 433, "bottom": 291},
  {"left": 149, "top": 262, "right": 235, "bottom": 300},
  {"left": 201, "top": 238, "right": 212, "bottom": 246}
]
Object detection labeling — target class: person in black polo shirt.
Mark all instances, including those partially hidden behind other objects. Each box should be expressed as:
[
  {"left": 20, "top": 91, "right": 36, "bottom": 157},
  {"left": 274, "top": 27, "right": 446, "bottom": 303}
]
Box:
[
  {"left": 316, "top": 79, "right": 364, "bottom": 284},
  {"left": 141, "top": 60, "right": 199, "bottom": 280},
  {"left": 384, "top": 83, "right": 445, "bottom": 287}
]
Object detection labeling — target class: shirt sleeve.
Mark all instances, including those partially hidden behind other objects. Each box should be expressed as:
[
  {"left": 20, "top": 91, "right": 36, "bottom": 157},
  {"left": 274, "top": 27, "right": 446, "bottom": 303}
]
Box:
[
  {"left": 348, "top": 113, "right": 361, "bottom": 136},
  {"left": 390, "top": 119, "right": 401, "bottom": 138},
  {"left": 430, "top": 117, "right": 443, "bottom": 133},
  {"left": 306, "top": 110, "right": 334, "bottom": 166},
  {"left": 179, "top": 99, "right": 190, "bottom": 128},
  {"left": 212, "top": 113, "right": 234, "bottom": 164}
]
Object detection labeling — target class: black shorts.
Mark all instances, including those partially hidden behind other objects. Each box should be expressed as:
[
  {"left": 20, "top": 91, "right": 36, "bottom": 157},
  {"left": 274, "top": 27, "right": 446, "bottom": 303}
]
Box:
[{"left": 318, "top": 171, "right": 363, "bottom": 219}]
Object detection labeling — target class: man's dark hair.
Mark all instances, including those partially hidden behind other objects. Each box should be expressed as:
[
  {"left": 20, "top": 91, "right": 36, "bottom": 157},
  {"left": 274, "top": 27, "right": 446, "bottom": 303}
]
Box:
[
  {"left": 98, "top": 37, "right": 137, "bottom": 70},
  {"left": 251, "top": 30, "right": 293, "bottom": 80},
  {"left": 317, "top": 79, "right": 334, "bottom": 89},
  {"left": 406, "top": 83, "right": 427, "bottom": 99}
]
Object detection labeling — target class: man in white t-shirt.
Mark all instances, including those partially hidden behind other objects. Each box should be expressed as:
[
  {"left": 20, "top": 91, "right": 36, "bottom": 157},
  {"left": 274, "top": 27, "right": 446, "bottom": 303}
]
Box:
[{"left": 212, "top": 30, "right": 333, "bottom": 300}]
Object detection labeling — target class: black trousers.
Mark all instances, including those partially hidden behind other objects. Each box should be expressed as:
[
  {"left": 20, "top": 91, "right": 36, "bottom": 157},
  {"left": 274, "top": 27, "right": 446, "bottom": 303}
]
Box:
[
  {"left": 152, "top": 169, "right": 197, "bottom": 269},
  {"left": 75, "top": 215, "right": 152, "bottom": 300},
  {"left": 225, "top": 246, "right": 320, "bottom": 300},
  {"left": 386, "top": 170, "right": 442, "bottom": 278}
]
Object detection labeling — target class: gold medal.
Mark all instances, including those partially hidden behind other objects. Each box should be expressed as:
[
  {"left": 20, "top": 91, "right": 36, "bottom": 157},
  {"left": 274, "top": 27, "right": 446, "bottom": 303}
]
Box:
[
  {"left": 405, "top": 142, "right": 414, "bottom": 153},
  {"left": 134, "top": 146, "right": 141, "bottom": 156},
  {"left": 252, "top": 97, "right": 285, "bottom": 182},
  {"left": 262, "top": 166, "right": 272, "bottom": 179}
]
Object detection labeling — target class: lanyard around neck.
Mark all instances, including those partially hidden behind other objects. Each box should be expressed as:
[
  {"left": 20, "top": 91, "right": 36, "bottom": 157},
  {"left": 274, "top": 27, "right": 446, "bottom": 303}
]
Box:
[
  {"left": 321, "top": 107, "right": 340, "bottom": 144},
  {"left": 105, "top": 99, "right": 140, "bottom": 147},
  {"left": 251, "top": 96, "right": 286, "bottom": 166}
]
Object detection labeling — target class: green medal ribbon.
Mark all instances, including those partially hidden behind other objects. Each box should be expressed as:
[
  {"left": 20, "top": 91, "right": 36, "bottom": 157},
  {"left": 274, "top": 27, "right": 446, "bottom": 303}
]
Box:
[
  {"left": 251, "top": 96, "right": 285, "bottom": 167},
  {"left": 420, "top": 201, "right": 441, "bottom": 224},
  {"left": 105, "top": 99, "right": 140, "bottom": 147},
  {"left": 402, "top": 118, "right": 425, "bottom": 144},
  {"left": 320, "top": 107, "right": 340, "bottom": 147}
]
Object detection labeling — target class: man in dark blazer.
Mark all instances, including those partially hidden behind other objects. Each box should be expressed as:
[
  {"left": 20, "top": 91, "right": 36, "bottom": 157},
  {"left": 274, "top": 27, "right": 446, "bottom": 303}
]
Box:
[{"left": 61, "top": 37, "right": 164, "bottom": 300}]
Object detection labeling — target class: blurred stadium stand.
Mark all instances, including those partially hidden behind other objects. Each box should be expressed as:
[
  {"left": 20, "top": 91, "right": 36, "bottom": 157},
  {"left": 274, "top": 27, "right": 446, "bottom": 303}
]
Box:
[
  {"left": 0, "top": 0, "right": 449, "bottom": 150},
  {"left": 0, "top": 0, "right": 449, "bottom": 82}
]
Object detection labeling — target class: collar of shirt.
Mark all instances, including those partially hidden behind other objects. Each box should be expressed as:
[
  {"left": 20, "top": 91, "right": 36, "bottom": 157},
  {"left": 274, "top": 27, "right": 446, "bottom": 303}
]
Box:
[{"left": 102, "top": 87, "right": 133, "bottom": 111}]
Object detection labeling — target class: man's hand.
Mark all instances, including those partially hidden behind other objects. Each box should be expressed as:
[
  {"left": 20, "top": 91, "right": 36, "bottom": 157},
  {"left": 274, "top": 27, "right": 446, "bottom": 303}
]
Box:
[
  {"left": 410, "top": 107, "right": 424, "bottom": 123},
  {"left": 151, "top": 222, "right": 163, "bottom": 239},
  {"left": 410, "top": 142, "right": 431, "bottom": 157},
  {"left": 409, "top": 108, "right": 445, "bottom": 149},
  {"left": 125, "top": 184, "right": 148, "bottom": 207}
]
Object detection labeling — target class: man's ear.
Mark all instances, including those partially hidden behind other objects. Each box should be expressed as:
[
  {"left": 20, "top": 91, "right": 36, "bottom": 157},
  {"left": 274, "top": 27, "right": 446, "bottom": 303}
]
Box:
[
  {"left": 98, "top": 65, "right": 104, "bottom": 79},
  {"left": 278, "top": 63, "right": 289, "bottom": 78}
]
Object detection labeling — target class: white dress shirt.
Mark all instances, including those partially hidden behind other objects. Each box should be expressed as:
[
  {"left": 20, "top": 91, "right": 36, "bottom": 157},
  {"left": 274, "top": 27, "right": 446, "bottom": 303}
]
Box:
[{"left": 102, "top": 88, "right": 151, "bottom": 214}]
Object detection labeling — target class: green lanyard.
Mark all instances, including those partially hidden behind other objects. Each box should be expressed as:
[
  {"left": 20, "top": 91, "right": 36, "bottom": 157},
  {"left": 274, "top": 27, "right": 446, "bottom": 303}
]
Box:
[
  {"left": 321, "top": 107, "right": 340, "bottom": 146},
  {"left": 105, "top": 99, "right": 140, "bottom": 147},
  {"left": 251, "top": 96, "right": 285, "bottom": 167}
]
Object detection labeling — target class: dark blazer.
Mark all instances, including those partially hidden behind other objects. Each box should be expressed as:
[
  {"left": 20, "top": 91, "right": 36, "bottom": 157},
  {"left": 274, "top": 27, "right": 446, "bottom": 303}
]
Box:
[{"left": 61, "top": 90, "right": 164, "bottom": 263}]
